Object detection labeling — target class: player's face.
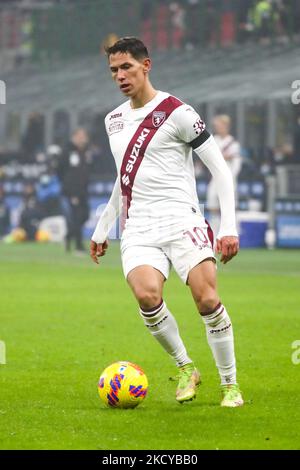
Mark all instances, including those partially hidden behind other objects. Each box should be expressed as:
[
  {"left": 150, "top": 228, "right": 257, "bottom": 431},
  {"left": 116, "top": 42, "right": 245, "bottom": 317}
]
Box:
[
  {"left": 72, "top": 129, "right": 89, "bottom": 149},
  {"left": 213, "top": 118, "right": 229, "bottom": 136},
  {"left": 109, "top": 52, "right": 151, "bottom": 97}
]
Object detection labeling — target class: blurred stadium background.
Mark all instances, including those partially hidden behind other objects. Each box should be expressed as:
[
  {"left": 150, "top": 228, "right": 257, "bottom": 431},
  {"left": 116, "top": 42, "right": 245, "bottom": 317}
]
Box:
[{"left": 0, "top": 0, "right": 300, "bottom": 249}]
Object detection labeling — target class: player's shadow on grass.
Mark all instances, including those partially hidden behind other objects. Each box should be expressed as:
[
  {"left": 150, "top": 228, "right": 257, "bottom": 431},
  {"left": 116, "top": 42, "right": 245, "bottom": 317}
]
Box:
[
  {"left": 171, "top": 401, "right": 219, "bottom": 410},
  {"left": 96, "top": 406, "right": 149, "bottom": 413}
]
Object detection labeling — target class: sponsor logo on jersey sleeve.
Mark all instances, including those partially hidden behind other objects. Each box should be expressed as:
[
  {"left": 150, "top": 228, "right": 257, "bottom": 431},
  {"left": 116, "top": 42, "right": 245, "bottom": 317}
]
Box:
[
  {"left": 108, "top": 120, "right": 124, "bottom": 135},
  {"left": 152, "top": 111, "right": 166, "bottom": 127}
]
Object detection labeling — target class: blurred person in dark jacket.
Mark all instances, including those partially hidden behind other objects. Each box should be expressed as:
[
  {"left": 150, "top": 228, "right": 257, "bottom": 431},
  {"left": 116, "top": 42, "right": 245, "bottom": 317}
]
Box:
[
  {"left": 21, "top": 112, "right": 44, "bottom": 163},
  {"left": 36, "top": 171, "right": 62, "bottom": 218},
  {"left": 19, "top": 184, "right": 41, "bottom": 240},
  {"left": 58, "top": 128, "right": 91, "bottom": 253},
  {"left": 0, "top": 186, "right": 10, "bottom": 238}
]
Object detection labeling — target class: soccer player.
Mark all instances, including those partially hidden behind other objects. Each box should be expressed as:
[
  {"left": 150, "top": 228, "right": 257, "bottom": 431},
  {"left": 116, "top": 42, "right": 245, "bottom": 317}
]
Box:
[
  {"left": 207, "top": 114, "right": 242, "bottom": 234},
  {"left": 90, "top": 37, "right": 243, "bottom": 407}
]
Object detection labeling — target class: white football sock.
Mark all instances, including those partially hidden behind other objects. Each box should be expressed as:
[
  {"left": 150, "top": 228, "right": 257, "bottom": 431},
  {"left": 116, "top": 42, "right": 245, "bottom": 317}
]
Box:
[
  {"left": 140, "top": 300, "right": 192, "bottom": 368},
  {"left": 202, "top": 303, "right": 237, "bottom": 385}
]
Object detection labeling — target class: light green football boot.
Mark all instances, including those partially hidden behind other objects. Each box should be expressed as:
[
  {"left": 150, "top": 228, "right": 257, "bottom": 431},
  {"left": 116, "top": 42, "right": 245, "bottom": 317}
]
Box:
[
  {"left": 175, "top": 363, "right": 201, "bottom": 403},
  {"left": 221, "top": 384, "right": 244, "bottom": 407}
]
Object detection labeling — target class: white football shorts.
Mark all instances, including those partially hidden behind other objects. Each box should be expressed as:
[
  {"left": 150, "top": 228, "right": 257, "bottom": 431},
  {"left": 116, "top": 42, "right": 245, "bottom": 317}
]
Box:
[{"left": 120, "top": 215, "right": 216, "bottom": 284}]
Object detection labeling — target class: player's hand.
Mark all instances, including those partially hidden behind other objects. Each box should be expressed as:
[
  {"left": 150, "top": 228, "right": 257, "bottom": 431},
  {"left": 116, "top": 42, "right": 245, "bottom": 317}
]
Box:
[
  {"left": 216, "top": 236, "right": 239, "bottom": 264},
  {"left": 90, "top": 240, "right": 108, "bottom": 265}
]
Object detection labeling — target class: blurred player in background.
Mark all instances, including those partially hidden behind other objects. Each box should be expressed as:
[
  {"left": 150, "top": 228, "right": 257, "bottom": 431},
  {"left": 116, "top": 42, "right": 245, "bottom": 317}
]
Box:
[
  {"left": 58, "top": 128, "right": 90, "bottom": 254},
  {"left": 207, "top": 114, "right": 242, "bottom": 234},
  {"left": 0, "top": 186, "right": 10, "bottom": 238},
  {"left": 90, "top": 37, "right": 243, "bottom": 407}
]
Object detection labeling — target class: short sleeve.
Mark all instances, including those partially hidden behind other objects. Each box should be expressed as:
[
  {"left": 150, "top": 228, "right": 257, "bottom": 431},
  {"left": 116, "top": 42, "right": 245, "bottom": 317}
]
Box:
[
  {"left": 104, "top": 113, "right": 110, "bottom": 137},
  {"left": 172, "top": 104, "right": 211, "bottom": 149}
]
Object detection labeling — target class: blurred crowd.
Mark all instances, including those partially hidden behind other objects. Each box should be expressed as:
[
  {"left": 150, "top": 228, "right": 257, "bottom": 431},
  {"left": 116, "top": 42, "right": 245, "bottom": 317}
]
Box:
[
  {"left": 0, "top": 127, "right": 96, "bottom": 251},
  {"left": 1, "top": 109, "right": 299, "bottom": 245},
  {"left": 0, "top": 0, "right": 299, "bottom": 244},
  {"left": 0, "top": 0, "right": 299, "bottom": 70},
  {"left": 140, "top": 0, "right": 300, "bottom": 50}
]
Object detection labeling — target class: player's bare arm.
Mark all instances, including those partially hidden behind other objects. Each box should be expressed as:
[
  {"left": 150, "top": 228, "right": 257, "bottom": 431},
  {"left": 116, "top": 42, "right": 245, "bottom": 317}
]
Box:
[{"left": 90, "top": 240, "right": 108, "bottom": 264}]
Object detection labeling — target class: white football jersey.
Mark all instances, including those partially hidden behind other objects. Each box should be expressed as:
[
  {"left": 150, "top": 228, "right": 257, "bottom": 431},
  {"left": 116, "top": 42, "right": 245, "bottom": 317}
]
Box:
[
  {"left": 104, "top": 91, "right": 209, "bottom": 232},
  {"left": 214, "top": 134, "right": 241, "bottom": 179}
]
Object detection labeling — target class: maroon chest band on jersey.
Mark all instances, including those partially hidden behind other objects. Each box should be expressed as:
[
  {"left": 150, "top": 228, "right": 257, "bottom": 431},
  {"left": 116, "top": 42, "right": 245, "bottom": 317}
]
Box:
[{"left": 120, "top": 96, "right": 182, "bottom": 219}]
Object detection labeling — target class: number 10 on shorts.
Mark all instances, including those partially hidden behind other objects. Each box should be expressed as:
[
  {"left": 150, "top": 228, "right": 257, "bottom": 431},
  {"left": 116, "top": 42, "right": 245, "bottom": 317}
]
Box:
[{"left": 184, "top": 227, "right": 209, "bottom": 248}]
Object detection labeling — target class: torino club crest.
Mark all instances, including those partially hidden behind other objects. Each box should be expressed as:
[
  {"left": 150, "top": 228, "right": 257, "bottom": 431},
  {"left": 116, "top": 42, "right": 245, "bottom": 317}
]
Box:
[{"left": 152, "top": 111, "right": 166, "bottom": 127}]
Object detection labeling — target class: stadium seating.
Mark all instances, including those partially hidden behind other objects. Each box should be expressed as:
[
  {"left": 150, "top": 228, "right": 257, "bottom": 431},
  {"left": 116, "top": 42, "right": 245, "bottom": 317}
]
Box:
[{"left": 2, "top": 42, "right": 299, "bottom": 115}]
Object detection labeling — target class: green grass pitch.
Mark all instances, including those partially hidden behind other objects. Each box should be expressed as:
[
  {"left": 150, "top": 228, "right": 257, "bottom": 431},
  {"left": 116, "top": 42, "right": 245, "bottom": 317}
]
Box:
[{"left": 0, "top": 242, "right": 299, "bottom": 450}]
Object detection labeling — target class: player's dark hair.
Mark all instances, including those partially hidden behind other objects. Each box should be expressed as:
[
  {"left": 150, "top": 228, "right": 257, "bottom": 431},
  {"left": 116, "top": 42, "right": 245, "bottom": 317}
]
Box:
[{"left": 105, "top": 37, "right": 149, "bottom": 61}]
